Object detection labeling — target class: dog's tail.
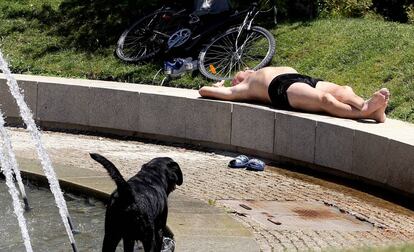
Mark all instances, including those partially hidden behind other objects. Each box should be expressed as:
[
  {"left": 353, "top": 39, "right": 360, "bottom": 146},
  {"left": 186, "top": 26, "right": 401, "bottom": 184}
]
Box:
[{"left": 89, "top": 153, "right": 133, "bottom": 198}]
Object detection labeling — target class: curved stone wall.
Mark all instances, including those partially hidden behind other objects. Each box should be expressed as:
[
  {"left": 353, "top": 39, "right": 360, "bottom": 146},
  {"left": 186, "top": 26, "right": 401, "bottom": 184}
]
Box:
[{"left": 1, "top": 73, "right": 414, "bottom": 198}]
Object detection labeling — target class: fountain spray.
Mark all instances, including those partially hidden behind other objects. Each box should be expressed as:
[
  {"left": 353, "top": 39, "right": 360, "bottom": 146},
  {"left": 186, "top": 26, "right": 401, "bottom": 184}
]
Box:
[
  {"left": 0, "top": 114, "right": 30, "bottom": 210},
  {"left": 0, "top": 50, "right": 78, "bottom": 251},
  {"left": 0, "top": 121, "right": 33, "bottom": 252}
]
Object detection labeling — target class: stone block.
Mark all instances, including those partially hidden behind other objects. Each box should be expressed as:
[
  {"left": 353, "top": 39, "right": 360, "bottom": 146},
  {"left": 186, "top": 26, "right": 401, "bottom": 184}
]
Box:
[
  {"left": 169, "top": 213, "right": 252, "bottom": 236},
  {"left": 37, "top": 83, "right": 90, "bottom": 125},
  {"left": 186, "top": 99, "right": 231, "bottom": 144},
  {"left": 174, "top": 236, "right": 259, "bottom": 252},
  {"left": 231, "top": 104, "right": 275, "bottom": 153},
  {"left": 274, "top": 113, "right": 317, "bottom": 163},
  {"left": 315, "top": 121, "right": 354, "bottom": 172},
  {"left": 89, "top": 87, "right": 140, "bottom": 131},
  {"left": 0, "top": 79, "right": 38, "bottom": 119},
  {"left": 352, "top": 131, "right": 389, "bottom": 183},
  {"left": 386, "top": 140, "right": 414, "bottom": 194},
  {"left": 139, "top": 93, "right": 187, "bottom": 138}
]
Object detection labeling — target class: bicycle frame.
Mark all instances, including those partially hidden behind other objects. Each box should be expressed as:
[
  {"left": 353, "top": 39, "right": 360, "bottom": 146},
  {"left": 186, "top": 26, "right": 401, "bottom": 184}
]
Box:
[
  {"left": 120, "top": 2, "right": 268, "bottom": 62},
  {"left": 190, "top": 11, "right": 248, "bottom": 45},
  {"left": 145, "top": 6, "right": 188, "bottom": 39},
  {"left": 161, "top": 4, "right": 261, "bottom": 54}
]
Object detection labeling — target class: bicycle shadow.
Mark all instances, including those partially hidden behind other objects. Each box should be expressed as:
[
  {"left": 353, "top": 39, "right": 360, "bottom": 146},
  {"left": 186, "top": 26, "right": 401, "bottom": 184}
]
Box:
[
  {"left": 51, "top": 0, "right": 192, "bottom": 51},
  {"left": 52, "top": 0, "right": 147, "bottom": 50}
]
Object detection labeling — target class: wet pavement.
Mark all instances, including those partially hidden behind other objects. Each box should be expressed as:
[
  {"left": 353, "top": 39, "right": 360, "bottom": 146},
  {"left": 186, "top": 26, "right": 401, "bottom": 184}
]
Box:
[{"left": 6, "top": 127, "right": 414, "bottom": 251}]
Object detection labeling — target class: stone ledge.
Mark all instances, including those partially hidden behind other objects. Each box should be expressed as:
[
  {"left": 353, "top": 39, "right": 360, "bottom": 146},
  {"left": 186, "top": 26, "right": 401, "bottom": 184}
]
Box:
[{"left": 1, "top": 73, "right": 414, "bottom": 197}]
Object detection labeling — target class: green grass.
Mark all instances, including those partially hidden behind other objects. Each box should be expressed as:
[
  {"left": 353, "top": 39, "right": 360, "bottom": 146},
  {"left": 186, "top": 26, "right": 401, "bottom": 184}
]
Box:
[{"left": 1, "top": 1, "right": 413, "bottom": 122}]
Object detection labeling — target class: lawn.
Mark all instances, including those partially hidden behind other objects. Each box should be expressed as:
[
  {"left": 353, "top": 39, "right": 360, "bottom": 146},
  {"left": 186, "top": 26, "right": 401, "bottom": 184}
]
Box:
[{"left": 1, "top": 0, "right": 413, "bottom": 122}]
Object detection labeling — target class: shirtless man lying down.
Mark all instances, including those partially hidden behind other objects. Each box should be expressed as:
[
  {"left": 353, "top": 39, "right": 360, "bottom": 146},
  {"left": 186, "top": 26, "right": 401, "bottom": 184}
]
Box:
[{"left": 198, "top": 67, "right": 389, "bottom": 123}]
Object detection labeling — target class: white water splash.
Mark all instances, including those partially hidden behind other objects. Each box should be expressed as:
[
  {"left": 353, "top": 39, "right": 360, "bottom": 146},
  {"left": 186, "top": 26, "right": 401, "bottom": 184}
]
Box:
[
  {"left": 0, "top": 111, "right": 29, "bottom": 209},
  {"left": 0, "top": 50, "right": 77, "bottom": 249},
  {"left": 0, "top": 111, "right": 33, "bottom": 252}
]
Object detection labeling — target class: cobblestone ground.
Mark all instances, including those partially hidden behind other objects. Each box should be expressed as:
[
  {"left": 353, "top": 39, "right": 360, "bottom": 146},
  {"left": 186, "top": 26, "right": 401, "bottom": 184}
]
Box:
[{"left": 7, "top": 127, "right": 414, "bottom": 251}]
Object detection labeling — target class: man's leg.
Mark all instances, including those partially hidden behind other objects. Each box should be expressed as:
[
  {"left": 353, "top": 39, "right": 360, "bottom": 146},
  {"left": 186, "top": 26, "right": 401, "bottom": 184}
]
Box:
[
  {"left": 315, "top": 81, "right": 365, "bottom": 110},
  {"left": 286, "top": 83, "right": 388, "bottom": 122}
]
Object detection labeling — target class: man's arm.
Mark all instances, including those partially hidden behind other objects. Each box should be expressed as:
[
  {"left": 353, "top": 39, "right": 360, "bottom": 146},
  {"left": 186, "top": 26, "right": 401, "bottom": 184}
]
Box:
[{"left": 198, "top": 82, "right": 250, "bottom": 101}]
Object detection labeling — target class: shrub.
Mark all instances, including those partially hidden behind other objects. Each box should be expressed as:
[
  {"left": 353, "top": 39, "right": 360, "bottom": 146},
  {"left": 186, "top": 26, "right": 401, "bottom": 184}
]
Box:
[
  {"left": 232, "top": 0, "right": 318, "bottom": 21},
  {"left": 318, "top": 0, "right": 373, "bottom": 18},
  {"left": 407, "top": 4, "right": 414, "bottom": 24},
  {"left": 372, "top": 0, "right": 409, "bottom": 22}
]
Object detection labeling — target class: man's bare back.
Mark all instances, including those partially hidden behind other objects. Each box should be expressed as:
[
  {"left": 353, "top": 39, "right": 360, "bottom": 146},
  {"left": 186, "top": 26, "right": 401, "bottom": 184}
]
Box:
[
  {"left": 199, "top": 67, "right": 298, "bottom": 104},
  {"left": 239, "top": 67, "right": 299, "bottom": 102}
]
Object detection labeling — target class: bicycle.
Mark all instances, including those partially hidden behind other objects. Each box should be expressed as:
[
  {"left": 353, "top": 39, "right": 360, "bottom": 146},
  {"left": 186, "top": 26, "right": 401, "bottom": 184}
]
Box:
[{"left": 116, "top": 2, "right": 276, "bottom": 81}]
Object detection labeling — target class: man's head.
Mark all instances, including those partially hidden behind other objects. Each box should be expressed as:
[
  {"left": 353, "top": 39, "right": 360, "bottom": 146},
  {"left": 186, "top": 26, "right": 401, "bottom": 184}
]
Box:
[{"left": 231, "top": 69, "right": 255, "bottom": 86}]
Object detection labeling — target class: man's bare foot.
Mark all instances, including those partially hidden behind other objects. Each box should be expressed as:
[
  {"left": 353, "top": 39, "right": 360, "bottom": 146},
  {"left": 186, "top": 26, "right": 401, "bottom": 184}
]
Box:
[
  {"left": 367, "top": 88, "right": 390, "bottom": 123},
  {"left": 379, "top": 88, "right": 390, "bottom": 100},
  {"left": 369, "top": 102, "right": 387, "bottom": 123},
  {"left": 361, "top": 90, "right": 387, "bottom": 116}
]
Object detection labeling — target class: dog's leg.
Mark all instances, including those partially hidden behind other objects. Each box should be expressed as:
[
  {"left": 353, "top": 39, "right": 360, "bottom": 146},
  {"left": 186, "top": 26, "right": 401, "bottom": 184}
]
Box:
[
  {"left": 163, "top": 225, "right": 174, "bottom": 238},
  {"left": 123, "top": 238, "right": 134, "bottom": 252},
  {"left": 142, "top": 230, "right": 159, "bottom": 252},
  {"left": 160, "top": 208, "right": 174, "bottom": 238},
  {"left": 102, "top": 232, "right": 122, "bottom": 252},
  {"left": 155, "top": 229, "right": 164, "bottom": 252}
]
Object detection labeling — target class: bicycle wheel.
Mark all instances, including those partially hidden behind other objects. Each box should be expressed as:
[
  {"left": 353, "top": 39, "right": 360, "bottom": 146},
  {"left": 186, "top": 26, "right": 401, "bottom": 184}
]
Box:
[
  {"left": 198, "top": 26, "right": 276, "bottom": 81},
  {"left": 116, "top": 10, "right": 183, "bottom": 62}
]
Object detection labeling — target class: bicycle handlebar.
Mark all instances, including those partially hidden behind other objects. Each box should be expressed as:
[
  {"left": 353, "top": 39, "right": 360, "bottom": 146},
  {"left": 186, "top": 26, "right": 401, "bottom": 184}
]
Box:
[{"left": 247, "top": 1, "right": 277, "bottom": 25}]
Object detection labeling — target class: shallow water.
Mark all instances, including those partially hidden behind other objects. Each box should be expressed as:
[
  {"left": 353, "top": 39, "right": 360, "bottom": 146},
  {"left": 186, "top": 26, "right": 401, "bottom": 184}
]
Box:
[{"left": 0, "top": 179, "right": 111, "bottom": 252}]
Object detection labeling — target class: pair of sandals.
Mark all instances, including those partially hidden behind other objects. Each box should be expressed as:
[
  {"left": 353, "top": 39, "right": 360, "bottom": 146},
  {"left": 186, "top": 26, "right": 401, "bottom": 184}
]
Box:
[{"left": 228, "top": 155, "right": 265, "bottom": 171}]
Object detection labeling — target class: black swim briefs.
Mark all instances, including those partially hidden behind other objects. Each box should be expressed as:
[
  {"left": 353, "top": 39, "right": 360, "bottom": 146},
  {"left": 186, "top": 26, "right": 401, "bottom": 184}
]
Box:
[{"left": 268, "top": 73, "right": 323, "bottom": 109}]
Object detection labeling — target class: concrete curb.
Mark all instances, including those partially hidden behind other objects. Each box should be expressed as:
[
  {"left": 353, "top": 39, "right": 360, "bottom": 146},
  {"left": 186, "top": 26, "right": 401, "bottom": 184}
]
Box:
[{"left": 1, "top": 73, "right": 414, "bottom": 198}]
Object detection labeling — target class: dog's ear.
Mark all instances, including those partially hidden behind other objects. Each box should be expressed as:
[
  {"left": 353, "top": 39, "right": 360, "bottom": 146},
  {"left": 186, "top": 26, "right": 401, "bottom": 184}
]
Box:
[{"left": 167, "top": 161, "right": 183, "bottom": 186}]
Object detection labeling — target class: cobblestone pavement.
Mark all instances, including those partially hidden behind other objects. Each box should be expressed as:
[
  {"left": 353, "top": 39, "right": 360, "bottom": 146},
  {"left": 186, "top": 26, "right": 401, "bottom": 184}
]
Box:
[{"left": 6, "top": 127, "right": 414, "bottom": 251}]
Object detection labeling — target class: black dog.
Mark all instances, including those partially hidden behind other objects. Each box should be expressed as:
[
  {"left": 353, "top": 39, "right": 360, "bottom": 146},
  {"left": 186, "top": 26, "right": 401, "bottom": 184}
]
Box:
[{"left": 89, "top": 153, "right": 183, "bottom": 252}]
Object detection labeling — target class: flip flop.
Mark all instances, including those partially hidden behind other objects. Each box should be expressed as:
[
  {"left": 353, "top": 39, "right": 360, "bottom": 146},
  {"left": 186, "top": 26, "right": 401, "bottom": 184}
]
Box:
[
  {"left": 228, "top": 155, "right": 249, "bottom": 168},
  {"left": 246, "top": 158, "right": 265, "bottom": 171}
]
